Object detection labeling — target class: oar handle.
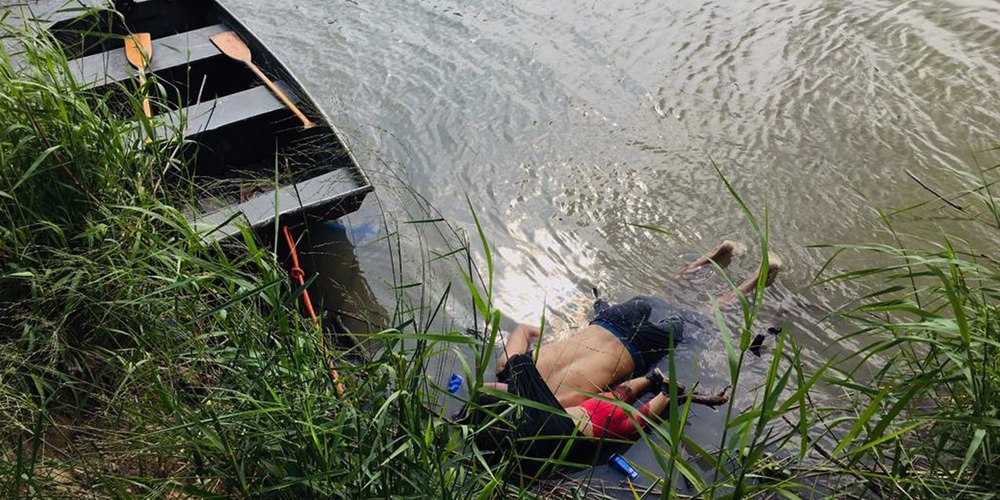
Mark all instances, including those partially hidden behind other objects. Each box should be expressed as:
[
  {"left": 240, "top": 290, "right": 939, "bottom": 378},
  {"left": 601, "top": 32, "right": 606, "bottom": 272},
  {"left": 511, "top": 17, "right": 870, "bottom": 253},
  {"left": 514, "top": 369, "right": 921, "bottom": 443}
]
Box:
[
  {"left": 137, "top": 71, "right": 152, "bottom": 119},
  {"left": 247, "top": 63, "right": 316, "bottom": 129}
]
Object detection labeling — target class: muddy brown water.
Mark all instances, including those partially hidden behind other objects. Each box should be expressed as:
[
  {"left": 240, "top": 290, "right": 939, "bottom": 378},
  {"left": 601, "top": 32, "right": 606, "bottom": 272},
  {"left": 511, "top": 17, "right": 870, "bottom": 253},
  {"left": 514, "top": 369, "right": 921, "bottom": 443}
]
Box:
[
  {"left": 19, "top": 0, "right": 1000, "bottom": 492},
  {"left": 222, "top": 0, "right": 1000, "bottom": 330},
  {"left": 234, "top": 0, "right": 1000, "bottom": 491},
  {"left": 224, "top": 0, "right": 999, "bottom": 489}
]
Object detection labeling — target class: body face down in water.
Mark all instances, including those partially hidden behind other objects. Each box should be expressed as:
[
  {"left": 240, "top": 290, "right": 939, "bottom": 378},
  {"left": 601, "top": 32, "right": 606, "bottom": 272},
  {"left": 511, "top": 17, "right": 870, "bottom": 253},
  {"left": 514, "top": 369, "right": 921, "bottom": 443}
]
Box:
[{"left": 458, "top": 242, "right": 781, "bottom": 476}]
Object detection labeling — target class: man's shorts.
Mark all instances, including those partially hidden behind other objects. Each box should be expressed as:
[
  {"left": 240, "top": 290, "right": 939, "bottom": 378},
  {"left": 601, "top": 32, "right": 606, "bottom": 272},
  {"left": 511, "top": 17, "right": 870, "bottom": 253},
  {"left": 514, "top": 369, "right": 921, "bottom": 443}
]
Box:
[{"left": 590, "top": 295, "right": 685, "bottom": 372}]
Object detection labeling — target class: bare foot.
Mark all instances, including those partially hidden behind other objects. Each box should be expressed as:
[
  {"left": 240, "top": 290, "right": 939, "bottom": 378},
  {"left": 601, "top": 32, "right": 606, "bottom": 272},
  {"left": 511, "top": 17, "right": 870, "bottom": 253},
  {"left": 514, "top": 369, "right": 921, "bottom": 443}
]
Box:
[
  {"left": 762, "top": 252, "right": 782, "bottom": 287},
  {"left": 681, "top": 240, "right": 744, "bottom": 276},
  {"left": 717, "top": 251, "right": 783, "bottom": 308},
  {"left": 525, "top": 325, "right": 541, "bottom": 345}
]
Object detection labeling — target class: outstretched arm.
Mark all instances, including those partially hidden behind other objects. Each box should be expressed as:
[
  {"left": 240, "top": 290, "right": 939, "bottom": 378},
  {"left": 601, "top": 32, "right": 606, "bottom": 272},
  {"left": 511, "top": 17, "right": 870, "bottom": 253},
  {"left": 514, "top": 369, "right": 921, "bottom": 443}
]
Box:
[{"left": 496, "top": 323, "right": 541, "bottom": 376}]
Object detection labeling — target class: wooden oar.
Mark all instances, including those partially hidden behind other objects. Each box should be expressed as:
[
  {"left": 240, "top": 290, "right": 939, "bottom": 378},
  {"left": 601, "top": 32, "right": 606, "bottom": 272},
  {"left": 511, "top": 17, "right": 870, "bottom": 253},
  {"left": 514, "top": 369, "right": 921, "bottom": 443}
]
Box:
[
  {"left": 123, "top": 33, "right": 153, "bottom": 119},
  {"left": 210, "top": 31, "right": 316, "bottom": 129}
]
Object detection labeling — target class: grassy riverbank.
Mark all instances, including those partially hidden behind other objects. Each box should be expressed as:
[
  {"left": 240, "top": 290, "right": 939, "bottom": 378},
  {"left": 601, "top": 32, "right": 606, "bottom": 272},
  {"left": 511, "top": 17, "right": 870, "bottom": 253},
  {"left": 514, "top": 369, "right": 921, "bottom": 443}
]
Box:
[
  {"left": 814, "top": 160, "right": 1000, "bottom": 496},
  {"left": 0, "top": 26, "right": 497, "bottom": 497},
  {"left": 2, "top": 20, "right": 999, "bottom": 499}
]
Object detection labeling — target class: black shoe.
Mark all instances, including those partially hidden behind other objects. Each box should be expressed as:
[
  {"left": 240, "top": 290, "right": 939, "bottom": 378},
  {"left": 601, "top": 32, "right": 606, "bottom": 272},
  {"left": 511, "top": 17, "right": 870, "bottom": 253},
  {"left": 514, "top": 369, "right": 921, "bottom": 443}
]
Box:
[{"left": 644, "top": 367, "right": 665, "bottom": 387}]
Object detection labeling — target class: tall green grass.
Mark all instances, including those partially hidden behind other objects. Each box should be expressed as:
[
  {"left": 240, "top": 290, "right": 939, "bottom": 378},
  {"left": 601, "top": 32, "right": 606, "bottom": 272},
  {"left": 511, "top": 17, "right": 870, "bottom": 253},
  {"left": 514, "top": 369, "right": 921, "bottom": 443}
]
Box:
[
  {"left": 451, "top": 158, "right": 1000, "bottom": 498},
  {"left": 631, "top": 152, "right": 1000, "bottom": 498},
  {"left": 4, "top": 8, "right": 999, "bottom": 499},
  {"left": 624, "top": 170, "right": 836, "bottom": 499},
  {"left": 0, "top": 20, "right": 812, "bottom": 495},
  {"left": 0, "top": 21, "right": 503, "bottom": 498},
  {"left": 0, "top": 20, "right": 849, "bottom": 499},
  {"left": 449, "top": 168, "right": 844, "bottom": 498},
  {"left": 813, "top": 149, "right": 1000, "bottom": 497}
]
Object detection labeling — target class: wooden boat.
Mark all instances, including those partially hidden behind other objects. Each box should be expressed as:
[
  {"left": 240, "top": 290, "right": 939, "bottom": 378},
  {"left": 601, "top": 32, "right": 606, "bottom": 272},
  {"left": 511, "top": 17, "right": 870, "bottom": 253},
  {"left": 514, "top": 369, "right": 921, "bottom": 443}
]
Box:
[{"left": 45, "top": 0, "right": 373, "bottom": 240}]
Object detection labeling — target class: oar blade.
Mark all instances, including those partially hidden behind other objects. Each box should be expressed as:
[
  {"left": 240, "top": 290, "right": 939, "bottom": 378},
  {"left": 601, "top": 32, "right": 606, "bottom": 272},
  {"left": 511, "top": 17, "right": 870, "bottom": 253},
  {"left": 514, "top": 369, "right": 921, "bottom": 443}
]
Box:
[
  {"left": 209, "top": 30, "right": 314, "bottom": 129},
  {"left": 210, "top": 31, "right": 251, "bottom": 63},
  {"left": 123, "top": 33, "right": 152, "bottom": 69}
]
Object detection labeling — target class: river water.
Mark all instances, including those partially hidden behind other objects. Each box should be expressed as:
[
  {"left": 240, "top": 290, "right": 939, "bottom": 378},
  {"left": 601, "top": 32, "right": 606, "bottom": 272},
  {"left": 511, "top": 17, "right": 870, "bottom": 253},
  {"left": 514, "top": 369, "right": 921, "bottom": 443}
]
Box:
[
  {"left": 221, "top": 0, "right": 1000, "bottom": 323},
  {"left": 220, "top": 0, "right": 1000, "bottom": 489},
  {"left": 13, "top": 0, "right": 980, "bottom": 490}
]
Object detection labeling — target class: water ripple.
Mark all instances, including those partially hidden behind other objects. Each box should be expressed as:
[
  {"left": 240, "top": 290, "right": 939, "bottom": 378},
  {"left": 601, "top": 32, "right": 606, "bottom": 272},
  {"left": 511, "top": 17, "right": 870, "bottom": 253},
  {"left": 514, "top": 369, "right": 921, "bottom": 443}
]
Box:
[{"left": 228, "top": 0, "right": 1000, "bottom": 472}]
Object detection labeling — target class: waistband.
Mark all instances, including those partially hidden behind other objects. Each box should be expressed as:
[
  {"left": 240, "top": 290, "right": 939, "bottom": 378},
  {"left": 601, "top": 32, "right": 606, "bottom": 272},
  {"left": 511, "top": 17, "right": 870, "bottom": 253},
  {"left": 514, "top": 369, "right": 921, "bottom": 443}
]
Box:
[{"left": 591, "top": 319, "right": 645, "bottom": 372}]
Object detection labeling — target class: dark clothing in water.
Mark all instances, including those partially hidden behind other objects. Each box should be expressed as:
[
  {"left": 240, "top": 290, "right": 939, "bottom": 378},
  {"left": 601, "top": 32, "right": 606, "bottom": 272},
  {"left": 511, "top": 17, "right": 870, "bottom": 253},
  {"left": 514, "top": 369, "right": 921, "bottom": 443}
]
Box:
[
  {"left": 591, "top": 295, "right": 686, "bottom": 372},
  {"left": 474, "top": 296, "right": 690, "bottom": 475},
  {"left": 494, "top": 353, "right": 581, "bottom": 475}
]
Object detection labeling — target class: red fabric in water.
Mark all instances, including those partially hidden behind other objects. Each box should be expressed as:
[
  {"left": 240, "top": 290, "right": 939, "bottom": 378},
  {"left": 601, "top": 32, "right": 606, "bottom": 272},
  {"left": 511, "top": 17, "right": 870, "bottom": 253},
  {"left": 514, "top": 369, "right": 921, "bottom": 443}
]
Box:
[{"left": 578, "top": 386, "right": 654, "bottom": 439}]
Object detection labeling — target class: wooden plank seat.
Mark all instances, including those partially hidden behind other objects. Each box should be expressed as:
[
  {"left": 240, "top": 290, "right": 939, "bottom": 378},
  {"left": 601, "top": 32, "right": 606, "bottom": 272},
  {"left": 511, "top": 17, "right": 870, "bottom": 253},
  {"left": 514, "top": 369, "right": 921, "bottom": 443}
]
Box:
[
  {"left": 68, "top": 23, "right": 229, "bottom": 89},
  {"left": 35, "top": 0, "right": 374, "bottom": 242},
  {"left": 156, "top": 80, "right": 297, "bottom": 140},
  {"left": 192, "top": 168, "right": 369, "bottom": 241}
]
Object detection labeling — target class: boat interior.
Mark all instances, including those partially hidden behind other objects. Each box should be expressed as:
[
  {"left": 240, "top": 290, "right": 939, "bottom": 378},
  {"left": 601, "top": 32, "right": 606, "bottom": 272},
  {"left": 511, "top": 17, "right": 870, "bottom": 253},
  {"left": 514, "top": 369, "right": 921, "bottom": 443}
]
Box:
[{"left": 46, "top": 0, "right": 370, "bottom": 236}]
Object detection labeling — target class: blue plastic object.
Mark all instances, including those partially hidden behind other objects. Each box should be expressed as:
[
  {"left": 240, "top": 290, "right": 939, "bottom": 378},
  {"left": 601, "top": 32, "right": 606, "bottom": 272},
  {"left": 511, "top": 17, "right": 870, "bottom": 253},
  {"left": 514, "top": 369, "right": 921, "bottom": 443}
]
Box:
[
  {"left": 608, "top": 453, "right": 639, "bottom": 480},
  {"left": 447, "top": 373, "right": 463, "bottom": 393}
]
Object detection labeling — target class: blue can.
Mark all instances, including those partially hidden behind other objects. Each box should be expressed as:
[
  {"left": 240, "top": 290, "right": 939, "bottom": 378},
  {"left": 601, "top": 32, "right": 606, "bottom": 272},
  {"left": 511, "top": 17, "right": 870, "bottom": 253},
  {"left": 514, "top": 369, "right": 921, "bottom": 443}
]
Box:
[
  {"left": 447, "top": 373, "right": 463, "bottom": 394},
  {"left": 608, "top": 453, "right": 639, "bottom": 480}
]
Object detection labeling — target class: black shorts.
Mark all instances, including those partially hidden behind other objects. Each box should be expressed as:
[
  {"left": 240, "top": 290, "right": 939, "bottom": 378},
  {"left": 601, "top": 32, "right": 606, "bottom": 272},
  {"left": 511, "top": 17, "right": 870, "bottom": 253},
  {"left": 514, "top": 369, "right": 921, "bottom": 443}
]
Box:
[
  {"left": 590, "top": 295, "right": 685, "bottom": 372},
  {"left": 496, "top": 353, "right": 581, "bottom": 475}
]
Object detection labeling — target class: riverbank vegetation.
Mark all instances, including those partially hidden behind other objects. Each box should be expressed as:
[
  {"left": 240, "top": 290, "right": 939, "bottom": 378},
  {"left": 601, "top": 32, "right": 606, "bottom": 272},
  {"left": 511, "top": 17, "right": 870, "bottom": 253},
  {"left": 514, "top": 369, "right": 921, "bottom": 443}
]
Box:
[
  {"left": 0, "top": 25, "right": 495, "bottom": 497},
  {"left": 2, "top": 20, "right": 999, "bottom": 498},
  {"left": 814, "top": 162, "right": 1000, "bottom": 496}
]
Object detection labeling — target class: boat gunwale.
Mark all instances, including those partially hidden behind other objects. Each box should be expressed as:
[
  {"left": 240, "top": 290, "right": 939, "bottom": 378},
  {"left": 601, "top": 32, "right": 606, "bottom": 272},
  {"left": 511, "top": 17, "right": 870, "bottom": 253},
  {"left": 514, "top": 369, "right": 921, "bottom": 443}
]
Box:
[
  {"left": 43, "top": 0, "right": 375, "bottom": 237},
  {"left": 208, "top": 0, "right": 373, "bottom": 195}
]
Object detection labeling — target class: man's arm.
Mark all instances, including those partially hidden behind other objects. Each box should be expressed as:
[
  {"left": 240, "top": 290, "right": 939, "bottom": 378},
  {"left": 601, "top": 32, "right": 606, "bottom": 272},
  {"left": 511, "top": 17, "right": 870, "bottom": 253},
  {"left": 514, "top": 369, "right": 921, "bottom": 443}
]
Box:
[{"left": 496, "top": 323, "right": 542, "bottom": 375}]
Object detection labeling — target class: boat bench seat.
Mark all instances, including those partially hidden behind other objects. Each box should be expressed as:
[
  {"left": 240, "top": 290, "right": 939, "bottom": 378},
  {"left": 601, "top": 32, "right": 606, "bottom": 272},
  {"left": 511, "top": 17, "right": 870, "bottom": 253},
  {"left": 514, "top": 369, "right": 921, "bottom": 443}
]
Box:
[
  {"left": 42, "top": 0, "right": 374, "bottom": 242},
  {"left": 69, "top": 23, "right": 230, "bottom": 89},
  {"left": 191, "top": 168, "right": 367, "bottom": 241},
  {"left": 158, "top": 81, "right": 297, "bottom": 139}
]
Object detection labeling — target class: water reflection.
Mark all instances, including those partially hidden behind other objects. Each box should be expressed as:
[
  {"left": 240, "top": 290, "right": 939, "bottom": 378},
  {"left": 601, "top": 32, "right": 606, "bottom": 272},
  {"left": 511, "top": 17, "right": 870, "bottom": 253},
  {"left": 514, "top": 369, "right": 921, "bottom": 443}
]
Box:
[
  {"left": 293, "top": 219, "right": 389, "bottom": 353},
  {"left": 227, "top": 0, "right": 1000, "bottom": 492}
]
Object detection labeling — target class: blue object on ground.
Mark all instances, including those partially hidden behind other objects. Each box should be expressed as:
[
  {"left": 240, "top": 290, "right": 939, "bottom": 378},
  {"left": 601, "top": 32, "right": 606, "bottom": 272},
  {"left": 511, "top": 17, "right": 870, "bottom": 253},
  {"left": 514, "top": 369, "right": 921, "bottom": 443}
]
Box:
[
  {"left": 447, "top": 373, "right": 463, "bottom": 393},
  {"left": 608, "top": 453, "right": 639, "bottom": 480}
]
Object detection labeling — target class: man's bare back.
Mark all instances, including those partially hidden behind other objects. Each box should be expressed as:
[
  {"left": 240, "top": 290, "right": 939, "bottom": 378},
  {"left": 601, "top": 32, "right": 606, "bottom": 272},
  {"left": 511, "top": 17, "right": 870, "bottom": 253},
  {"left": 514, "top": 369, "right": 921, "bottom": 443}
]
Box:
[
  {"left": 535, "top": 325, "right": 636, "bottom": 407},
  {"left": 490, "top": 242, "right": 782, "bottom": 410}
]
